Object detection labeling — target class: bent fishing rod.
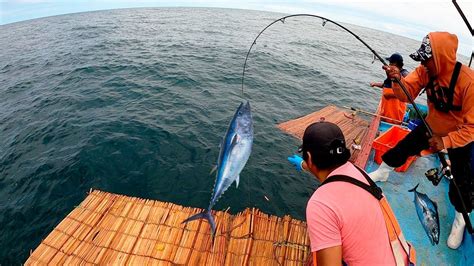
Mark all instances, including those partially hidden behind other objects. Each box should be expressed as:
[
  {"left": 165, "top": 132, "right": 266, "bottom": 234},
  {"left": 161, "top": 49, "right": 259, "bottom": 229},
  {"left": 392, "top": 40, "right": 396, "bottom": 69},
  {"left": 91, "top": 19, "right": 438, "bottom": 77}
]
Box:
[
  {"left": 241, "top": 14, "right": 473, "bottom": 234},
  {"left": 452, "top": 0, "right": 473, "bottom": 36},
  {"left": 452, "top": 0, "right": 473, "bottom": 67}
]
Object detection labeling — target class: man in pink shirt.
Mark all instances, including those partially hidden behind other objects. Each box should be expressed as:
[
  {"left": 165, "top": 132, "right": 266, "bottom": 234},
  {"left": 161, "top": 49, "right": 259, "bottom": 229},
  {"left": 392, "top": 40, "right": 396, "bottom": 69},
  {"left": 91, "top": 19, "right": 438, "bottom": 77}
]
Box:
[{"left": 288, "top": 122, "right": 409, "bottom": 265}]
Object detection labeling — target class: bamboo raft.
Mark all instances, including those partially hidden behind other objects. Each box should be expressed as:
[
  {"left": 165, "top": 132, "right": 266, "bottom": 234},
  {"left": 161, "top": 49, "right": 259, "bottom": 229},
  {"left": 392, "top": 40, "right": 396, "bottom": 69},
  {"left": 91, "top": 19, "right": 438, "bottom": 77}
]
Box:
[
  {"left": 277, "top": 105, "right": 374, "bottom": 165},
  {"left": 26, "top": 190, "right": 310, "bottom": 265}
]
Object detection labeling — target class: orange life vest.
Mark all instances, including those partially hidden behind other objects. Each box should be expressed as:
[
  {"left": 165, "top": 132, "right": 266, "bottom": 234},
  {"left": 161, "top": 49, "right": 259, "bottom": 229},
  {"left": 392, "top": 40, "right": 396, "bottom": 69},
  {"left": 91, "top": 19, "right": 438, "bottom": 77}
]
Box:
[{"left": 380, "top": 87, "right": 407, "bottom": 124}]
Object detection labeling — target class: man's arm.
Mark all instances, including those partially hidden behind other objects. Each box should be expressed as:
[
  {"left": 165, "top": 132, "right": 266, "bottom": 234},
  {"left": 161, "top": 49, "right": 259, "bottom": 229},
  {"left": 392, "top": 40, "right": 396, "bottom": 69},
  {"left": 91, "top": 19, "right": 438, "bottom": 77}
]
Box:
[
  {"left": 383, "top": 65, "right": 427, "bottom": 102},
  {"left": 314, "top": 246, "right": 342, "bottom": 266},
  {"left": 307, "top": 199, "right": 342, "bottom": 266},
  {"left": 370, "top": 81, "right": 384, "bottom": 88}
]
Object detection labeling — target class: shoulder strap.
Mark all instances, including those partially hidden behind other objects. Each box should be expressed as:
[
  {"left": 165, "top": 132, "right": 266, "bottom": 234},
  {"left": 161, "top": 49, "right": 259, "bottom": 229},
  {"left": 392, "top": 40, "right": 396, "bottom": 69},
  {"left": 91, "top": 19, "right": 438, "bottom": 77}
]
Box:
[
  {"left": 320, "top": 166, "right": 383, "bottom": 200},
  {"left": 448, "top": 62, "right": 462, "bottom": 111},
  {"left": 449, "top": 62, "right": 462, "bottom": 91},
  {"left": 321, "top": 165, "right": 416, "bottom": 264}
]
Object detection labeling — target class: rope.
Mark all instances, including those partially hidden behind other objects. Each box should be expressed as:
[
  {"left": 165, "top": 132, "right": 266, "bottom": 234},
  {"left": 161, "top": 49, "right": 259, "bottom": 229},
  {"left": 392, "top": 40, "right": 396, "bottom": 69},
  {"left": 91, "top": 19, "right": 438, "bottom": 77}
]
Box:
[{"left": 272, "top": 240, "right": 310, "bottom": 266}]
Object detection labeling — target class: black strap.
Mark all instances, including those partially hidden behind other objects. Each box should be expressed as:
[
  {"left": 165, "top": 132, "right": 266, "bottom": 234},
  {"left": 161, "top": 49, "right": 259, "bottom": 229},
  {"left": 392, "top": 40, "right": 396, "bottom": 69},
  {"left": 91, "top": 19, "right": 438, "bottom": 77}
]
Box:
[
  {"left": 448, "top": 62, "right": 462, "bottom": 111},
  {"left": 320, "top": 165, "right": 383, "bottom": 200},
  {"left": 425, "top": 62, "right": 462, "bottom": 112}
]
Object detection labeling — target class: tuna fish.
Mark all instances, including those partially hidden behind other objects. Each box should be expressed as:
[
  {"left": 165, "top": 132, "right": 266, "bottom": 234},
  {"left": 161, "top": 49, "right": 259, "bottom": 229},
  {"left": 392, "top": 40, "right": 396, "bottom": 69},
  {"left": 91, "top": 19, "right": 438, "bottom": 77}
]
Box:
[
  {"left": 408, "top": 184, "right": 440, "bottom": 245},
  {"left": 182, "top": 101, "right": 253, "bottom": 237}
]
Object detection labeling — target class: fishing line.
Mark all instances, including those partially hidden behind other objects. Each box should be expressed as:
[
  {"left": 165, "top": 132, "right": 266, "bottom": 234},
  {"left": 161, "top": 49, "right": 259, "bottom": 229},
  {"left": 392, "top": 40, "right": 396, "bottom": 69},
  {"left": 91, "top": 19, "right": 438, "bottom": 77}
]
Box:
[
  {"left": 241, "top": 13, "right": 473, "bottom": 233},
  {"left": 241, "top": 14, "right": 429, "bottom": 134}
]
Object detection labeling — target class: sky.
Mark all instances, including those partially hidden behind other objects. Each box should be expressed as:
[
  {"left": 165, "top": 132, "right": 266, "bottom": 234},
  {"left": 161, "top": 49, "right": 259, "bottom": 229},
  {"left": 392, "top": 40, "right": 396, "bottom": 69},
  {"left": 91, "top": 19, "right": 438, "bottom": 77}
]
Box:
[{"left": 1, "top": 0, "right": 472, "bottom": 56}]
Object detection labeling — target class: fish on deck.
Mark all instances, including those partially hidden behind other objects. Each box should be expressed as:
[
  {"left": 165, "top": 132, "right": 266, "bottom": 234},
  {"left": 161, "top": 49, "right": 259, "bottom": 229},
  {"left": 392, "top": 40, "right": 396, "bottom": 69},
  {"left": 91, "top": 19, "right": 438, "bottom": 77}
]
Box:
[{"left": 409, "top": 183, "right": 440, "bottom": 245}]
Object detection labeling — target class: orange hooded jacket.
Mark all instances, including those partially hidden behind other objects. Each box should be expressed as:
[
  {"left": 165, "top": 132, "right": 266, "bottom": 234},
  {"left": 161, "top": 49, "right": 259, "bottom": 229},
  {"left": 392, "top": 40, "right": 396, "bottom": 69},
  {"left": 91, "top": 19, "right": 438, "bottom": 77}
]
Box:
[{"left": 392, "top": 32, "right": 474, "bottom": 149}]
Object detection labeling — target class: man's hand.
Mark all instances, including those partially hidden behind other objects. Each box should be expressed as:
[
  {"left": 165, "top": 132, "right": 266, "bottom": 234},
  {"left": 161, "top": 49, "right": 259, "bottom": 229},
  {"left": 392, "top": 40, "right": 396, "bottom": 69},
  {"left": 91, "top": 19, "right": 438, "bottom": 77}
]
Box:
[
  {"left": 370, "top": 81, "right": 382, "bottom": 88},
  {"left": 383, "top": 65, "right": 401, "bottom": 80},
  {"left": 428, "top": 135, "right": 445, "bottom": 152},
  {"left": 288, "top": 155, "right": 304, "bottom": 172}
]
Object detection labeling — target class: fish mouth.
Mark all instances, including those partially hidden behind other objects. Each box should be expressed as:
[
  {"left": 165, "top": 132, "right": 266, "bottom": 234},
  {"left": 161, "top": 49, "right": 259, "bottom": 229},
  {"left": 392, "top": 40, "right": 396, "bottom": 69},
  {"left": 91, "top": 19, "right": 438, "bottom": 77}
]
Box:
[
  {"left": 237, "top": 100, "right": 251, "bottom": 115},
  {"left": 430, "top": 231, "right": 439, "bottom": 245}
]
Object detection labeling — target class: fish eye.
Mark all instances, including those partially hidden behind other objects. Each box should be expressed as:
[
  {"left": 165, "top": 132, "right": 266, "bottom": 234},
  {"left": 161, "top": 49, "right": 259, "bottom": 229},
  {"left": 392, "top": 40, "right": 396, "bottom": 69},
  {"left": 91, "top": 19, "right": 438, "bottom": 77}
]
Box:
[{"left": 238, "top": 111, "right": 242, "bottom": 115}]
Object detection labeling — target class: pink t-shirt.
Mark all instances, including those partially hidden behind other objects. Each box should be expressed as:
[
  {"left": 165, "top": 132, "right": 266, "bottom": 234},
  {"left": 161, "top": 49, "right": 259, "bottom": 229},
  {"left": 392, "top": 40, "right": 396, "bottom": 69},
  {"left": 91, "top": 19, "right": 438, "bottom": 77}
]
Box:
[{"left": 306, "top": 162, "right": 399, "bottom": 265}]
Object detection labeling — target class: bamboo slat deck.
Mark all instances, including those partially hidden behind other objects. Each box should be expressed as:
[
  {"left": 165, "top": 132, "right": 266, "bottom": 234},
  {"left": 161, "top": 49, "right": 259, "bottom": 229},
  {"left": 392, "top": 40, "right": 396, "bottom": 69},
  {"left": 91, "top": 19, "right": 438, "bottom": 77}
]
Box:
[
  {"left": 277, "top": 105, "right": 370, "bottom": 164},
  {"left": 26, "top": 190, "right": 310, "bottom": 265}
]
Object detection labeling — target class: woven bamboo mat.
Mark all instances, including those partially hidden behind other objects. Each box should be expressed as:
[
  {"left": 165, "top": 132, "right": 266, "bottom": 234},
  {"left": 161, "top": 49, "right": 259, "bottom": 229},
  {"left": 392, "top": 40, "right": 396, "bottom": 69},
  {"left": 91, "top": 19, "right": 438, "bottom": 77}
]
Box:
[
  {"left": 26, "top": 190, "right": 310, "bottom": 265},
  {"left": 277, "top": 105, "right": 370, "bottom": 163}
]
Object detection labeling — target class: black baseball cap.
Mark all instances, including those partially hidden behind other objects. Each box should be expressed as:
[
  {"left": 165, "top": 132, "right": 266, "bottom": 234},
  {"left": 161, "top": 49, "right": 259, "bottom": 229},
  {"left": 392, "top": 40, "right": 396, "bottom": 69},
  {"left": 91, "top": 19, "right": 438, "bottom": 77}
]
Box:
[
  {"left": 298, "top": 121, "right": 350, "bottom": 169},
  {"left": 385, "top": 53, "right": 404, "bottom": 65}
]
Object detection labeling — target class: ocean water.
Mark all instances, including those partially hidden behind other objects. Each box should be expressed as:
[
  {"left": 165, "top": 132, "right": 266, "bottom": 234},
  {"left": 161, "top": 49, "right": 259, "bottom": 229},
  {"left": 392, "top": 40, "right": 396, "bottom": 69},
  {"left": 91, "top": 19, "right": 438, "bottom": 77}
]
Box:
[{"left": 0, "top": 7, "right": 433, "bottom": 263}]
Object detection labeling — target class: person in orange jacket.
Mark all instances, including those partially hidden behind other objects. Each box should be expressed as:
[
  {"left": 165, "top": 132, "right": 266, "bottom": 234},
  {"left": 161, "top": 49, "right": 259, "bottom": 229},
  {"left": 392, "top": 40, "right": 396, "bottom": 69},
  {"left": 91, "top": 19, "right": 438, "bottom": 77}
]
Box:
[
  {"left": 370, "top": 53, "right": 409, "bottom": 124},
  {"left": 369, "top": 32, "right": 474, "bottom": 249}
]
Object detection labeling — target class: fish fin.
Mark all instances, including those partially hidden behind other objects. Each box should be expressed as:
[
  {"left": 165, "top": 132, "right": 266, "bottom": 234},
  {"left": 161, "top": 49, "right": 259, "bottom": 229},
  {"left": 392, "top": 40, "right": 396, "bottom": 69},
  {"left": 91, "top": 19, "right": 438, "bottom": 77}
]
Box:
[
  {"left": 230, "top": 133, "right": 240, "bottom": 148},
  {"left": 408, "top": 183, "right": 419, "bottom": 192},
  {"left": 235, "top": 175, "right": 240, "bottom": 188},
  {"left": 182, "top": 210, "right": 216, "bottom": 237},
  {"left": 209, "top": 165, "right": 217, "bottom": 176}
]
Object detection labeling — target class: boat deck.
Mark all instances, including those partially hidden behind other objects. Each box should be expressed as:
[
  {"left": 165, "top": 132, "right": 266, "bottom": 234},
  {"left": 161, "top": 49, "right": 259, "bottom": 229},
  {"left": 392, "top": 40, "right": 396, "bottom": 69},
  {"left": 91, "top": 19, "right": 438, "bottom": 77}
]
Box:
[
  {"left": 366, "top": 123, "right": 474, "bottom": 266},
  {"left": 26, "top": 190, "right": 310, "bottom": 265}
]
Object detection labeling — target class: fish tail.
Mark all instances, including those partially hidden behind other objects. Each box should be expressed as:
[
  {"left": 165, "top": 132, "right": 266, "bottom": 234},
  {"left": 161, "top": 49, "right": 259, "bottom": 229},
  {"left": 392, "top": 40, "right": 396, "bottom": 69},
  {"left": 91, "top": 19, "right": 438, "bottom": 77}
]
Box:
[
  {"left": 182, "top": 210, "right": 216, "bottom": 237},
  {"left": 408, "top": 183, "right": 419, "bottom": 192}
]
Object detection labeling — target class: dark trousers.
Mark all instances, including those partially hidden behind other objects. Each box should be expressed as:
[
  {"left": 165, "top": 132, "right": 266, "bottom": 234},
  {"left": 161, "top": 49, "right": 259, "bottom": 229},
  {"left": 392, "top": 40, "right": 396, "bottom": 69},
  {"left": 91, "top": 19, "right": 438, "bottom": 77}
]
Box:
[{"left": 382, "top": 125, "right": 474, "bottom": 213}]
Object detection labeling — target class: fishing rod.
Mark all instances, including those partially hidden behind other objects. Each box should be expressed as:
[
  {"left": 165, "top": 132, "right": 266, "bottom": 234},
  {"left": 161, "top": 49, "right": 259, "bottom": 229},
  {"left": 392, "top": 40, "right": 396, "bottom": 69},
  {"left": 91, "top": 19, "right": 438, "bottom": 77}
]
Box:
[
  {"left": 241, "top": 14, "right": 473, "bottom": 234},
  {"left": 241, "top": 14, "right": 432, "bottom": 135},
  {"left": 451, "top": 0, "right": 474, "bottom": 232},
  {"left": 452, "top": 0, "right": 473, "bottom": 36},
  {"left": 341, "top": 106, "right": 408, "bottom": 126},
  {"left": 452, "top": 0, "right": 473, "bottom": 67}
]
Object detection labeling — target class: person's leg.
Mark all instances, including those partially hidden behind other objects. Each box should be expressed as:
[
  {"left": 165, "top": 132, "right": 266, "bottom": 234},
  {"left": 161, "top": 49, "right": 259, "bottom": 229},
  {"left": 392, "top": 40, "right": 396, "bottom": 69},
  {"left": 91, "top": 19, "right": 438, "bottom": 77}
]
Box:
[
  {"left": 370, "top": 125, "right": 429, "bottom": 182},
  {"left": 447, "top": 142, "right": 473, "bottom": 249},
  {"left": 382, "top": 124, "right": 430, "bottom": 167}
]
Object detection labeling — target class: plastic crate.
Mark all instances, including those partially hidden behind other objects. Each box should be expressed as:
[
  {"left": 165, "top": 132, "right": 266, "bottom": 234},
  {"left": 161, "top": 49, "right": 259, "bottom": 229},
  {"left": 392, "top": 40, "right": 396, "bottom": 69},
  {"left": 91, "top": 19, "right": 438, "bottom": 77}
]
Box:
[{"left": 373, "top": 126, "right": 417, "bottom": 172}]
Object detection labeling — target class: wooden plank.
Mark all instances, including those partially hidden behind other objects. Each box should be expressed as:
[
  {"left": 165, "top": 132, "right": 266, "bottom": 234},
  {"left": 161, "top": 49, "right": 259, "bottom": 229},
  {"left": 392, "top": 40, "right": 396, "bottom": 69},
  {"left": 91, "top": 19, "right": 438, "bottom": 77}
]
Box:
[{"left": 354, "top": 102, "right": 382, "bottom": 168}]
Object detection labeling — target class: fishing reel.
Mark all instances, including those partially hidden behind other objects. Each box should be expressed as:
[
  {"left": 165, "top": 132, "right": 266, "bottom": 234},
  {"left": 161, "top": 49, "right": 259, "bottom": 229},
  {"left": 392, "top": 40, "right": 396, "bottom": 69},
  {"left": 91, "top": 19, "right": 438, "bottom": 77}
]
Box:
[
  {"left": 425, "top": 153, "right": 452, "bottom": 186},
  {"left": 425, "top": 168, "right": 443, "bottom": 186}
]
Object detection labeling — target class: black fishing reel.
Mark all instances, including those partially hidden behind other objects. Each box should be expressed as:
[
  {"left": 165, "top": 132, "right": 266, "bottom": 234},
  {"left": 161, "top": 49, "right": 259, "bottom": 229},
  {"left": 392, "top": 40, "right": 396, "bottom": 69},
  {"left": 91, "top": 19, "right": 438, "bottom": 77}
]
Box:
[
  {"left": 425, "top": 152, "right": 453, "bottom": 186},
  {"left": 425, "top": 166, "right": 452, "bottom": 186},
  {"left": 425, "top": 168, "right": 442, "bottom": 186}
]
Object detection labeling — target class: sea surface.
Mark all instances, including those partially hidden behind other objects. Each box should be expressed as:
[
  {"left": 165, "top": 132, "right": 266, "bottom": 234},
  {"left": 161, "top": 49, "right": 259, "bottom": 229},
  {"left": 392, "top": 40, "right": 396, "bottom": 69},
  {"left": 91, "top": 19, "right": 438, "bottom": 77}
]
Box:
[{"left": 0, "top": 7, "right": 437, "bottom": 263}]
